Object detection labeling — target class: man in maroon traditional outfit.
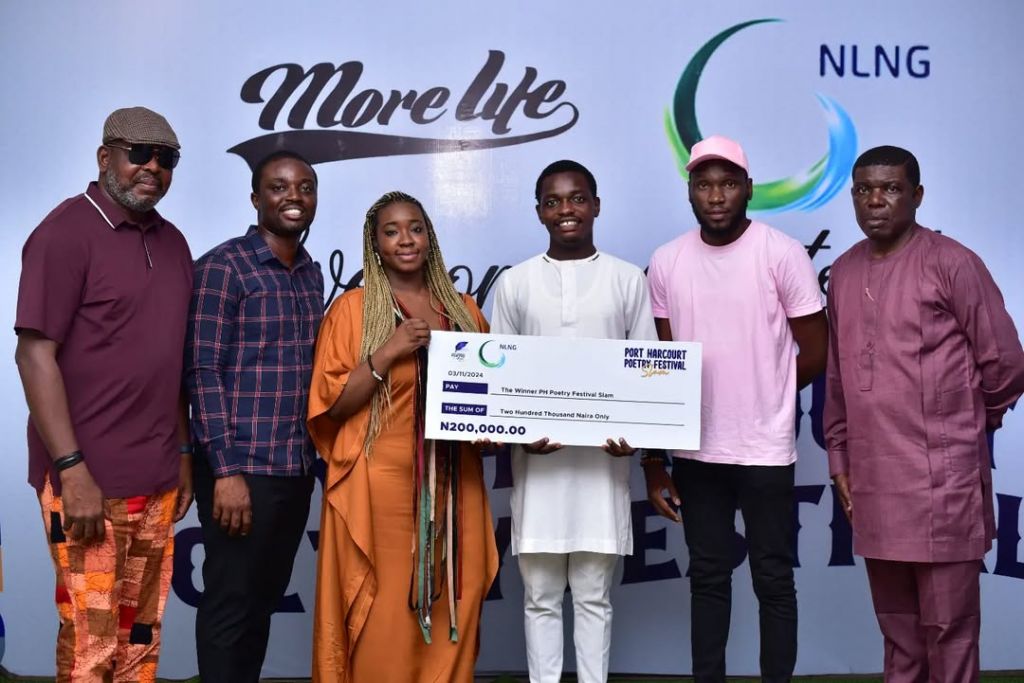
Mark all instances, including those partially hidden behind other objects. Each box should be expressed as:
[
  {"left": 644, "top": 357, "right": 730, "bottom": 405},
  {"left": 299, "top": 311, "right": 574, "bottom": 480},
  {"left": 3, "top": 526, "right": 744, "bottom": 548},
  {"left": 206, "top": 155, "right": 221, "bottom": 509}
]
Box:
[{"left": 825, "top": 145, "right": 1024, "bottom": 682}]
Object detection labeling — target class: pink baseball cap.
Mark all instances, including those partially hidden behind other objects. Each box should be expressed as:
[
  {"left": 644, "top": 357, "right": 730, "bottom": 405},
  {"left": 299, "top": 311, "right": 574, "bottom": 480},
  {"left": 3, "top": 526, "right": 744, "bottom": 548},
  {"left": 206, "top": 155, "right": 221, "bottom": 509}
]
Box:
[{"left": 685, "top": 135, "right": 749, "bottom": 173}]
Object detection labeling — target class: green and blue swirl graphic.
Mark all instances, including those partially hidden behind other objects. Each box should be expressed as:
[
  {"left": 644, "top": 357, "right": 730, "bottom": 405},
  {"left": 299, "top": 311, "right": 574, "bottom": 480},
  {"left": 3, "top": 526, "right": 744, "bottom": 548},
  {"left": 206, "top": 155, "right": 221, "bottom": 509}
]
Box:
[
  {"left": 666, "top": 19, "right": 858, "bottom": 213},
  {"left": 478, "top": 340, "right": 507, "bottom": 369}
]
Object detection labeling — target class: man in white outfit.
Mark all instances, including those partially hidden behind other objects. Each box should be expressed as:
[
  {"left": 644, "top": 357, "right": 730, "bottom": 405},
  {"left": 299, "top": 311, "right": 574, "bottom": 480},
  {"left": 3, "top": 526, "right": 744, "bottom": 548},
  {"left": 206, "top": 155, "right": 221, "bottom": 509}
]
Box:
[{"left": 491, "top": 160, "right": 657, "bottom": 683}]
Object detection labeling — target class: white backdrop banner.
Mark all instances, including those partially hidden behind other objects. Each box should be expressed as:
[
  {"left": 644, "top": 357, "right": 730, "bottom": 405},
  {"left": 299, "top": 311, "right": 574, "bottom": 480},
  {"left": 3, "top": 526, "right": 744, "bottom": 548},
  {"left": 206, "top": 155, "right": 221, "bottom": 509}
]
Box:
[{"left": 1, "top": 0, "right": 1023, "bottom": 676}]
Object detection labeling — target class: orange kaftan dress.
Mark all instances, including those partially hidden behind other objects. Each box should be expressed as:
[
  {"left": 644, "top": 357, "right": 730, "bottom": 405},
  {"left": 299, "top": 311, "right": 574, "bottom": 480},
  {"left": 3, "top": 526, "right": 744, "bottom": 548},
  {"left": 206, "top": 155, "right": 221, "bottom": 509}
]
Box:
[{"left": 308, "top": 288, "right": 498, "bottom": 683}]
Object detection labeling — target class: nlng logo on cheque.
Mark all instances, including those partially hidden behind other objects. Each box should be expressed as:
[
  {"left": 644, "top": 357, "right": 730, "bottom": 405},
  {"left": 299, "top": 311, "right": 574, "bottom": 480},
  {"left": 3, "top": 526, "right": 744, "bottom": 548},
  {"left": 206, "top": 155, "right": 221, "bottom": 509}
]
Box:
[
  {"left": 666, "top": 18, "right": 858, "bottom": 212},
  {"left": 477, "top": 340, "right": 509, "bottom": 369}
]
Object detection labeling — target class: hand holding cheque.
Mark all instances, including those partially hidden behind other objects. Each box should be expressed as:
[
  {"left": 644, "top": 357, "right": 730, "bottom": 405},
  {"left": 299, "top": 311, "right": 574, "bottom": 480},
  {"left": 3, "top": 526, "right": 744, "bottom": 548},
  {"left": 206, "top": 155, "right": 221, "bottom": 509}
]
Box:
[{"left": 425, "top": 331, "right": 701, "bottom": 449}]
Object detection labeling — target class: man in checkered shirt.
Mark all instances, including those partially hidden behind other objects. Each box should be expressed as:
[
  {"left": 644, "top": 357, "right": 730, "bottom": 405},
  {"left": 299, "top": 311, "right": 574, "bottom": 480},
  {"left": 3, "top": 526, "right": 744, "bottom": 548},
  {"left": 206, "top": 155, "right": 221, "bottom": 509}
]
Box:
[{"left": 184, "top": 151, "right": 324, "bottom": 682}]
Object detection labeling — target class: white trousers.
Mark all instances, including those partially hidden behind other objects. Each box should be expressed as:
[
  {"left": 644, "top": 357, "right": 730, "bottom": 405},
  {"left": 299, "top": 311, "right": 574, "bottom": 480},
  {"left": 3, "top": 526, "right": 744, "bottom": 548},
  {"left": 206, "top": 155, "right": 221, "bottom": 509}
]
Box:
[{"left": 518, "top": 551, "right": 619, "bottom": 683}]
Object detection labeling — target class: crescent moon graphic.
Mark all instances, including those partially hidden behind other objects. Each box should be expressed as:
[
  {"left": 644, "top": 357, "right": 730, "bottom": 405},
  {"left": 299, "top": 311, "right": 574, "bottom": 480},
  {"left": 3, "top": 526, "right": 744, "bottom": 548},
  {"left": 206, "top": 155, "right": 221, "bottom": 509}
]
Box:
[
  {"left": 478, "top": 340, "right": 506, "bottom": 369},
  {"left": 666, "top": 19, "right": 858, "bottom": 213}
]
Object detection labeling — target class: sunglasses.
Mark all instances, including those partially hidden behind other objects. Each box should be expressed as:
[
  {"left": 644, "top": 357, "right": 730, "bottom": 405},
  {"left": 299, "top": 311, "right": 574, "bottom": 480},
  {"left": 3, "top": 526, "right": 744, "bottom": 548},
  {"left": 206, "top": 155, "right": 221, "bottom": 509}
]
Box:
[{"left": 106, "top": 143, "right": 180, "bottom": 170}]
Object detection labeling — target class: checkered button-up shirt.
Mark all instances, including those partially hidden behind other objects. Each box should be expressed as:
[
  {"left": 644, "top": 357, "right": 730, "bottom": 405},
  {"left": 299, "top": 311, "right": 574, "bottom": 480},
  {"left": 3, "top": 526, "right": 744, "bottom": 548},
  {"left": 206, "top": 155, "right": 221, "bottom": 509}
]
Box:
[{"left": 185, "top": 230, "right": 324, "bottom": 477}]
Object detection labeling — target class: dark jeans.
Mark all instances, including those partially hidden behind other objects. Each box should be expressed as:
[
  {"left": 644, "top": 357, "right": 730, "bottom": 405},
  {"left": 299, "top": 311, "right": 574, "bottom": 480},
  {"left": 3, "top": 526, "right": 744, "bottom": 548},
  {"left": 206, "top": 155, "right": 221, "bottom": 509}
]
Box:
[
  {"left": 673, "top": 458, "right": 797, "bottom": 683},
  {"left": 193, "top": 457, "right": 313, "bottom": 683}
]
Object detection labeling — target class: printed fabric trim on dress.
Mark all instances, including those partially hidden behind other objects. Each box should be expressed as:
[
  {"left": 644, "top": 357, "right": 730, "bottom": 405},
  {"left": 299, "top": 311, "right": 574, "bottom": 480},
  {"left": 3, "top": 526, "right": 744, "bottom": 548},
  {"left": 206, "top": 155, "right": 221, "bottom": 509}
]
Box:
[{"left": 395, "top": 299, "right": 463, "bottom": 644}]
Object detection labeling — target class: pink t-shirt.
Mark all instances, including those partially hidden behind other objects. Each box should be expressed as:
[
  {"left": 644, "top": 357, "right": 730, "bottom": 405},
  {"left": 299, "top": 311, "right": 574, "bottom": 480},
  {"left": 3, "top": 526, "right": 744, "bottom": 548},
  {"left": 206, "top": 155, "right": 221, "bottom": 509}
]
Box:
[{"left": 648, "top": 221, "right": 822, "bottom": 465}]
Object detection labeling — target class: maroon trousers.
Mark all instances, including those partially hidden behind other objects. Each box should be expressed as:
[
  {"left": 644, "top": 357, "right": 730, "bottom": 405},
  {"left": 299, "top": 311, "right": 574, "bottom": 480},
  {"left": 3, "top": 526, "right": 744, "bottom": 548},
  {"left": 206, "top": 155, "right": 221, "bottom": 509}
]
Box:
[{"left": 865, "top": 558, "right": 981, "bottom": 683}]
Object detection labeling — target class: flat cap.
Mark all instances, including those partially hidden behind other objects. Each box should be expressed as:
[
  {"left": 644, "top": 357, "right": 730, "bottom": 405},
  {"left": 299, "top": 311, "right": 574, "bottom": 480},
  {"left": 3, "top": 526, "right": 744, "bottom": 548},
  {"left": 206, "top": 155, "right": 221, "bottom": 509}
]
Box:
[{"left": 102, "top": 106, "right": 180, "bottom": 150}]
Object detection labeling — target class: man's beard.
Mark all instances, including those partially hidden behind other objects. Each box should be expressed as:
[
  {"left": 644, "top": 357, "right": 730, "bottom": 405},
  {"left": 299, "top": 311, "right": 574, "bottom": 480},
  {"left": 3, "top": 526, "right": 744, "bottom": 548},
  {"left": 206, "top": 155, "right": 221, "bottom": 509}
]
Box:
[
  {"left": 103, "top": 170, "right": 164, "bottom": 213},
  {"left": 696, "top": 211, "right": 746, "bottom": 236}
]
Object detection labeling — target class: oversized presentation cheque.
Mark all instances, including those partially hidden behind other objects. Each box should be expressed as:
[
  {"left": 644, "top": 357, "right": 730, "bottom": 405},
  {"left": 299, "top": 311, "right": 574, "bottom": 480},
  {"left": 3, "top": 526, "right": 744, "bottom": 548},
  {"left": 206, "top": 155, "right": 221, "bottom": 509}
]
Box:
[{"left": 425, "top": 330, "right": 702, "bottom": 449}]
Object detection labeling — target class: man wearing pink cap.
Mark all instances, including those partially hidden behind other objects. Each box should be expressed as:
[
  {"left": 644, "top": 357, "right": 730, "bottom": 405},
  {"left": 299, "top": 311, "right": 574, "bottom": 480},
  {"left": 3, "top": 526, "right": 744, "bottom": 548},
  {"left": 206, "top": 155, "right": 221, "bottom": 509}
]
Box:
[
  {"left": 644, "top": 135, "right": 827, "bottom": 681},
  {"left": 825, "top": 146, "right": 1024, "bottom": 682}
]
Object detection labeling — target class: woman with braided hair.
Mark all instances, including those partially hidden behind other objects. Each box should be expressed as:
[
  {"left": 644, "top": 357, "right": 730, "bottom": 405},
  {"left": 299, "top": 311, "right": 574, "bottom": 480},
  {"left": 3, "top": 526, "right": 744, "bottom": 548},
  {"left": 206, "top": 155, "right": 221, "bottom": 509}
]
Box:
[{"left": 308, "top": 191, "right": 498, "bottom": 681}]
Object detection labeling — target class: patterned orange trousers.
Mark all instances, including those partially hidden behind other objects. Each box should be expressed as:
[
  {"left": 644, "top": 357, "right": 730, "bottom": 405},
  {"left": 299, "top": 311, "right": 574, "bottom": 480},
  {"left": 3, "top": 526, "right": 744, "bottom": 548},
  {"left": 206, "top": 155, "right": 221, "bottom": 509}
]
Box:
[{"left": 39, "top": 479, "right": 176, "bottom": 682}]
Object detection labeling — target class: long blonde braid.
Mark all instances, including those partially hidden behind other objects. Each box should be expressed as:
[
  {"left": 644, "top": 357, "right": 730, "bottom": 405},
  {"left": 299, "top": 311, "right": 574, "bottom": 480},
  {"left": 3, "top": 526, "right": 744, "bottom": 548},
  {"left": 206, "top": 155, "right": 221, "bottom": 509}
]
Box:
[{"left": 360, "top": 191, "right": 479, "bottom": 456}]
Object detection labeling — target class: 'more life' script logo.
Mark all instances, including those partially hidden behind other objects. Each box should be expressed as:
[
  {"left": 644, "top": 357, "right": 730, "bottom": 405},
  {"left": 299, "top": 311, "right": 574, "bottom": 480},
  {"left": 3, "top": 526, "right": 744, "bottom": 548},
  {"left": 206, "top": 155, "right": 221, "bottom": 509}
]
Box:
[
  {"left": 666, "top": 19, "right": 858, "bottom": 212},
  {"left": 229, "top": 50, "right": 578, "bottom": 168}
]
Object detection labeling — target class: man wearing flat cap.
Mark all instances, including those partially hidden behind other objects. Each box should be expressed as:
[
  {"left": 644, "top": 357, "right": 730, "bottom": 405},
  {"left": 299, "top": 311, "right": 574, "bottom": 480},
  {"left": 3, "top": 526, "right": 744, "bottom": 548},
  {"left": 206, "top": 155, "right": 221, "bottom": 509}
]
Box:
[
  {"left": 643, "top": 135, "right": 828, "bottom": 681},
  {"left": 14, "top": 106, "right": 193, "bottom": 680}
]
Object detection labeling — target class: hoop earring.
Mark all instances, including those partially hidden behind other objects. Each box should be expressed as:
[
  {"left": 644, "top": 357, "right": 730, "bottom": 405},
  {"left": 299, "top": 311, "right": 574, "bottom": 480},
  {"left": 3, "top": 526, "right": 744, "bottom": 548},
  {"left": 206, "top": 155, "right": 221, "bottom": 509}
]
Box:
[{"left": 374, "top": 252, "right": 381, "bottom": 266}]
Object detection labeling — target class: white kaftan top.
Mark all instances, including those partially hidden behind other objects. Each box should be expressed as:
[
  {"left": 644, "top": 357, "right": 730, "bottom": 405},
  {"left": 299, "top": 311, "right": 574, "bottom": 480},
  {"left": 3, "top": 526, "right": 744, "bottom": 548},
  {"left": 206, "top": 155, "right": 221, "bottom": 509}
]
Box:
[{"left": 490, "top": 251, "right": 658, "bottom": 555}]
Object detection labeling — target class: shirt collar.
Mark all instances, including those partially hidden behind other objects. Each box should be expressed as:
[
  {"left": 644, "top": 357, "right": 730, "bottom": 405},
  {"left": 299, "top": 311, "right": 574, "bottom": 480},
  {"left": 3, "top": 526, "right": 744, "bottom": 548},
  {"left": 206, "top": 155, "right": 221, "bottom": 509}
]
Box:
[
  {"left": 244, "top": 226, "right": 314, "bottom": 270},
  {"left": 84, "top": 181, "right": 165, "bottom": 232},
  {"left": 541, "top": 250, "right": 601, "bottom": 265}
]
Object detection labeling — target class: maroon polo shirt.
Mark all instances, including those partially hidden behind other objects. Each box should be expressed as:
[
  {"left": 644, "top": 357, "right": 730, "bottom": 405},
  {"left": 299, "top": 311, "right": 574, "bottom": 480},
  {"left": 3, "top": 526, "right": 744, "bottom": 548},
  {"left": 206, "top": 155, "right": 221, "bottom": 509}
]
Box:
[{"left": 15, "top": 182, "right": 193, "bottom": 497}]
